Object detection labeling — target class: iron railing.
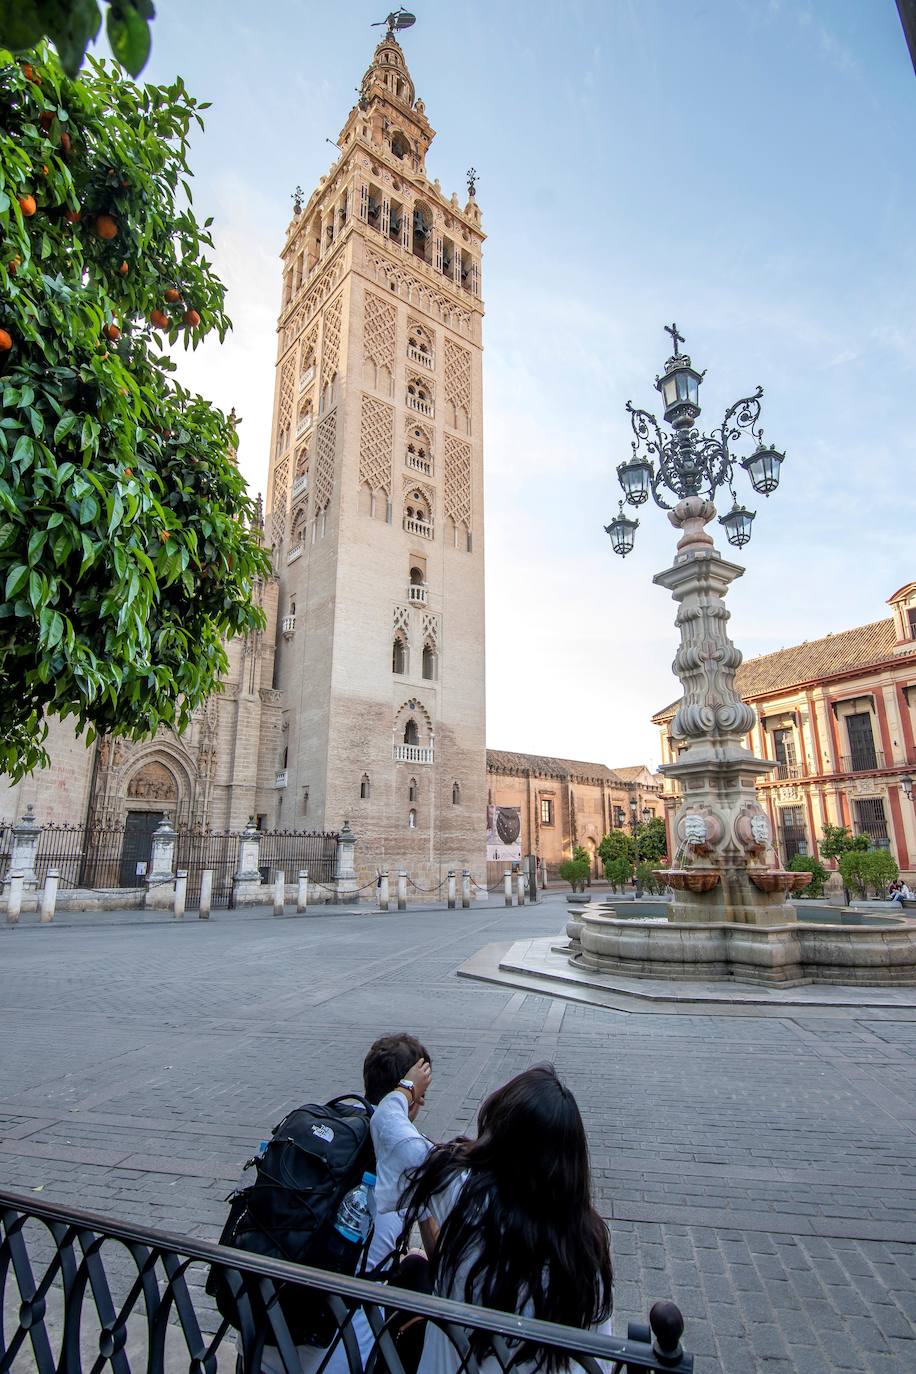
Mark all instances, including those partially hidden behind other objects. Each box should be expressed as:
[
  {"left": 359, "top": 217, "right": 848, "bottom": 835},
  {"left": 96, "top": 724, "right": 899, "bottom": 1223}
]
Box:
[
  {"left": 258, "top": 829, "right": 338, "bottom": 886},
  {"left": 839, "top": 750, "right": 886, "bottom": 773},
  {"left": 33, "top": 824, "right": 140, "bottom": 891},
  {"left": 0, "top": 1190, "right": 691, "bottom": 1374},
  {"left": 175, "top": 827, "right": 241, "bottom": 909}
]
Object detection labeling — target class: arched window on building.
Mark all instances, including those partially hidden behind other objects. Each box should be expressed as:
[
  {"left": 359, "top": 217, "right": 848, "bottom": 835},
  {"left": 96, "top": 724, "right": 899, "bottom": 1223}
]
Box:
[
  {"left": 404, "top": 719, "right": 419, "bottom": 747},
  {"left": 421, "top": 641, "right": 437, "bottom": 681},
  {"left": 392, "top": 635, "right": 407, "bottom": 674},
  {"left": 452, "top": 782, "right": 461, "bottom": 806},
  {"left": 407, "top": 808, "right": 417, "bottom": 829},
  {"left": 360, "top": 773, "right": 370, "bottom": 800},
  {"left": 391, "top": 130, "right": 410, "bottom": 159},
  {"left": 403, "top": 489, "right": 432, "bottom": 536},
  {"left": 408, "top": 777, "right": 418, "bottom": 803},
  {"left": 412, "top": 202, "right": 433, "bottom": 264}
]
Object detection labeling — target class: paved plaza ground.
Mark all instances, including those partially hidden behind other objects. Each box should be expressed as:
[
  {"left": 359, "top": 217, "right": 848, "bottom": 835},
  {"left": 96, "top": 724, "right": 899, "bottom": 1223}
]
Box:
[{"left": 1, "top": 893, "right": 916, "bottom": 1373}]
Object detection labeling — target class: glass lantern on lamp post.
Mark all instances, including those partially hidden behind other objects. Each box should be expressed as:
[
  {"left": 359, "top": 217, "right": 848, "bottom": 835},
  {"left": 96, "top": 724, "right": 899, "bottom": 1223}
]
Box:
[{"left": 605, "top": 323, "right": 787, "bottom": 557}]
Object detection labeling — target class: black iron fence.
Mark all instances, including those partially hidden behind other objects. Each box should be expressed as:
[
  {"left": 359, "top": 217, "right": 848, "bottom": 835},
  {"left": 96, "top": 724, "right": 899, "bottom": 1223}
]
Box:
[
  {"left": 33, "top": 824, "right": 139, "bottom": 891},
  {"left": 258, "top": 829, "right": 338, "bottom": 887},
  {"left": 175, "top": 827, "right": 240, "bottom": 909},
  {"left": 0, "top": 1190, "right": 692, "bottom": 1374},
  {"left": 0, "top": 821, "right": 10, "bottom": 885}
]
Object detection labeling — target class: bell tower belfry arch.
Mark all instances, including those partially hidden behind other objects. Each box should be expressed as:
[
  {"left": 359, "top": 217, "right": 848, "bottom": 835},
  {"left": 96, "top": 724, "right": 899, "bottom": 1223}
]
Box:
[{"left": 263, "top": 21, "right": 486, "bottom": 884}]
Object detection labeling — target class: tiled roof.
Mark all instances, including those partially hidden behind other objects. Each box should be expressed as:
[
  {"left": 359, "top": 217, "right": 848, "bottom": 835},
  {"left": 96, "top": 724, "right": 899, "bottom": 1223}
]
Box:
[
  {"left": 486, "top": 748, "right": 660, "bottom": 787},
  {"left": 652, "top": 616, "right": 901, "bottom": 723}
]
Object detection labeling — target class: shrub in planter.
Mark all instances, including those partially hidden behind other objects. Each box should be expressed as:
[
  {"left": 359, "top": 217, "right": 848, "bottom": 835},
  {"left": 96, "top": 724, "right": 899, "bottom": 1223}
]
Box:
[
  {"left": 558, "top": 858, "right": 590, "bottom": 893},
  {"left": 788, "top": 854, "right": 827, "bottom": 899}
]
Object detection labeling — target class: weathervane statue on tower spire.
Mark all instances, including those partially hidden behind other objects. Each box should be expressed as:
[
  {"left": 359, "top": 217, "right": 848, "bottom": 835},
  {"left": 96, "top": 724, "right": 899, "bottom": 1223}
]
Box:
[{"left": 372, "top": 8, "right": 416, "bottom": 38}]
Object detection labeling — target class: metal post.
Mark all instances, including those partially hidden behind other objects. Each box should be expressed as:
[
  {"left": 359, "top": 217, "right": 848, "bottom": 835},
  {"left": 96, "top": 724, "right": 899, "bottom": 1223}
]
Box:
[
  {"left": 379, "top": 869, "right": 389, "bottom": 911},
  {"left": 503, "top": 868, "right": 512, "bottom": 906},
  {"left": 273, "top": 869, "right": 285, "bottom": 917},
  {"left": 397, "top": 869, "right": 407, "bottom": 911},
  {"left": 40, "top": 870, "right": 59, "bottom": 923},
  {"left": 198, "top": 869, "right": 212, "bottom": 921},
  {"left": 447, "top": 870, "right": 456, "bottom": 909},
  {"left": 297, "top": 869, "right": 309, "bottom": 914},
  {"left": 7, "top": 874, "right": 23, "bottom": 924},
  {"left": 174, "top": 870, "right": 187, "bottom": 920},
  {"left": 461, "top": 868, "right": 471, "bottom": 908},
  {"left": 516, "top": 869, "right": 525, "bottom": 906}
]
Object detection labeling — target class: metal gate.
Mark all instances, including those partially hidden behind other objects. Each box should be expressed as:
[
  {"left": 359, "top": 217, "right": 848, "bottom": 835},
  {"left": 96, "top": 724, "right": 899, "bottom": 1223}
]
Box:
[
  {"left": 257, "top": 829, "right": 337, "bottom": 886},
  {"left": 175, "top": 828, "right": 239, "bottom": 909}
]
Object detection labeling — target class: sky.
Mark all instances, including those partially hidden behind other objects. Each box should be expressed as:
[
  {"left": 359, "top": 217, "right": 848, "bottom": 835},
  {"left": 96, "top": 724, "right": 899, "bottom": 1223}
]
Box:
[{"left": 91, "top": 0, "right": 916, "bottom": 769}]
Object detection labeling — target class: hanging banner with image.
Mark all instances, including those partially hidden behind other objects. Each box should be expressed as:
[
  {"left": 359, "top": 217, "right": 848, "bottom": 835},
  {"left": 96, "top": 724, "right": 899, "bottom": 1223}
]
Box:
[{"left": 486, "top": 804, "right": 521, "bottom": 862}]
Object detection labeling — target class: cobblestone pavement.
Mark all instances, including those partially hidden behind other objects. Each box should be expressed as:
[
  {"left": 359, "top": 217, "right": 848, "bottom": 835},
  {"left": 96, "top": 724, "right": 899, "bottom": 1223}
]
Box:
[{"left": 2, "top": 895, "right": 916, "bottom": 1373}]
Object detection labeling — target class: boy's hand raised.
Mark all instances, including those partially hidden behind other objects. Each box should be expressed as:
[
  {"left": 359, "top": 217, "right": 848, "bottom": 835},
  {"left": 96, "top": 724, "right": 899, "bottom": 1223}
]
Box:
[{"left": 404, "top": 1058, "right": 432, "bottom": 1118}]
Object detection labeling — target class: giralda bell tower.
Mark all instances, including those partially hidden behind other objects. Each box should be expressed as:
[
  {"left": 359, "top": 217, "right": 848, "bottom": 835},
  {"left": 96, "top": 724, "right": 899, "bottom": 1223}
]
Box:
[{"left": 263, "top": 19, "right": 486, "bottom": 886}]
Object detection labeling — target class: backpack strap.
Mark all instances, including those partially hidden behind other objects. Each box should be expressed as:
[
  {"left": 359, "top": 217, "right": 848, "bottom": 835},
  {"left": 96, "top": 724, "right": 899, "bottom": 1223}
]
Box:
[{"left": 326, "top": 1093, "right": 374, "bottom": 1115}]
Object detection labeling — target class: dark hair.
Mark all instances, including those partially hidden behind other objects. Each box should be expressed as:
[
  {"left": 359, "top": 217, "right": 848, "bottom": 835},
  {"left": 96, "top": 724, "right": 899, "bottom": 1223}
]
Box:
[
  {"left": 363, "top": 1033, "right": 430, "bottom": 1106},
  {"left": 399, "top": 1064, "right": 611, "bottom": 1368}
]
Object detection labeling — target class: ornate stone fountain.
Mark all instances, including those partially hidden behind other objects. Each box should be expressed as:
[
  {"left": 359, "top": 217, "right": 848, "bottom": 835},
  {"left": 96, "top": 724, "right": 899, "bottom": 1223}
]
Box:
[{"left": 577, "top": 327, "right": 916, "bottom": 986}]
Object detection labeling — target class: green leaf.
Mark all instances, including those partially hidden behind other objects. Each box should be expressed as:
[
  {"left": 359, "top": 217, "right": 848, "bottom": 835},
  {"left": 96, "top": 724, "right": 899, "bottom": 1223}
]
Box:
[
  {"left": 106, "top": 3, "right": 151, "bottom": 77},
  {"left": 53, "top": 412, "right": 78, "bottom": 443},
  {"left": 45, "top": 0, "right": 104, "bottom": 76},
  {"left": 5, "top": 564, "right": 28, "bottom": 599},
  {"left": 0, "top": 0, "right": 45, "bottom": 50}
]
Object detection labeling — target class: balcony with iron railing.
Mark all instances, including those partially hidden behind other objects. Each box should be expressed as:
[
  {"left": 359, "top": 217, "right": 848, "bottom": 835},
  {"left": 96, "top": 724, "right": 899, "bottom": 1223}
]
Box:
[
  {"left": 403, "top": 516, "right": 434, "bottom": 540},
  {"left": 291, "top": 472, "right": 309, "bottom": 500},
  {"left": 408, "top": 344, "right": 434, "bottom": 369},
  {"left": 287, "top": 544, "right": 303, "bottom": 565},
  {"left": 405, "top": 452, "right": 433, "bottom": 476},
  {"left": 407, "top": 584, "right": 428, "bottom": 605},
  {"left": 406, "top": 394, "right": 434, "bottom": 417},
  {"left": 394, "top": 743, "right": 434, "bottom": 764},
  {"left": 773, "top": 763, "right": 802, "bottom": 780},
  {"left": 281, "top": 614, "right": 296, "bottom": 636},
  {"left": 839, "top": 750, "right": 886, "bottom": 773}
]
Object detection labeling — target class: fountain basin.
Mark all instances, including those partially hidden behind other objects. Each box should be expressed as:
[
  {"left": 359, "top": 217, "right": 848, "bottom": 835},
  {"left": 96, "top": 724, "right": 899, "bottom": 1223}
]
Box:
[
  {"left": 748, "top": 870, "right": 812, "bottom": 895},
  {"left": 573, "top": 906, "right": 916, "bottom": 986},
  {"left": 655, "top": 868, "right": 720, "bottom": 894}
]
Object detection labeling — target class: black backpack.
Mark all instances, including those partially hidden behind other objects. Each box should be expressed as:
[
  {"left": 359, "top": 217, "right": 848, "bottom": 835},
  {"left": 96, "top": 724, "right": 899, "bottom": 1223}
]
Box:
[{"left": 207, "top": 1093, "right": 376, "bottom": 1346}]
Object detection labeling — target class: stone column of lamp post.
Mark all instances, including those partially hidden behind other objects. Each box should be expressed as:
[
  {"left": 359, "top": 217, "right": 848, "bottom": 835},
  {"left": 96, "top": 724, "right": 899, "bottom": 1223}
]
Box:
[{"left": 606, "top": 325, "right": 810, "bottom": 926}]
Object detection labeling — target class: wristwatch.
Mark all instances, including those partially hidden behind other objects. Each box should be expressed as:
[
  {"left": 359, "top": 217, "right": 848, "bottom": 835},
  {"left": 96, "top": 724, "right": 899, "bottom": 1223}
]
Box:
[{"left": 397, "top": 1078, "right": 416, "bottom": 1101}]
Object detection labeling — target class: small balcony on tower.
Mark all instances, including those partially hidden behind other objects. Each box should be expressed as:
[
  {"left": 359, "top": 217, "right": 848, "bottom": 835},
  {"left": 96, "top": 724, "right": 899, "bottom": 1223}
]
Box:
[
  {"left": 406, "top": 377, "right": 434, "bottom": 418},
  {"left": 403, "top": 489, "right": 433, "bottom": 540}
]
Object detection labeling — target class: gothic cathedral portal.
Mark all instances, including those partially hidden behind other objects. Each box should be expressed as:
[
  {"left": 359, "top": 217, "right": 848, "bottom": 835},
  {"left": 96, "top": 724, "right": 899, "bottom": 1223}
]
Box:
[{"left": 264, "top": 30, "right": 487, "bottom": 887}]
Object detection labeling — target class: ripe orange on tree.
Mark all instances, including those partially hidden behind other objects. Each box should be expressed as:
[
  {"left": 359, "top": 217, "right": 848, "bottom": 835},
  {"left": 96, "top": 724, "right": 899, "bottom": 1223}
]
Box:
[
  {"left": 94, "top": 214, "right": 118, "bottom": 240},
  {"left": 60, "top": 132, "right": 72, "bottom": 155},
  {"left": 64, "top": 208, "right": 81, "bottom": 223},
  {"left": 150, "top": 309, "right": 170, "bottom": 329},
  {"left": 104, "top": 323, "right": 121, "bottom": 341},
  {"left": 38, "top": 112, "right": 53, "bottom": 133},
  {"left": 118, "top": 260, "right": 129, "bottom": 274},
  {"left": 164, "top": 288, "right": 182, "bottom": 303},
  {"left": 0, "top": 329, "right": 12, "bottom": 352},
  {"left": 183, "top": 308, "right": 201, "bottom": 328},
  {"left": 18, "top": 194, "right": 36, "bottom": 217}
]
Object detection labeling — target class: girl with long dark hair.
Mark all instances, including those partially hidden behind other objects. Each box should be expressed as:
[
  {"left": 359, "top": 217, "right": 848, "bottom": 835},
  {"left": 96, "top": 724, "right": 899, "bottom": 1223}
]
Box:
[{"left": 370, "top": 1061, "right": 613, "bottom": 1374}]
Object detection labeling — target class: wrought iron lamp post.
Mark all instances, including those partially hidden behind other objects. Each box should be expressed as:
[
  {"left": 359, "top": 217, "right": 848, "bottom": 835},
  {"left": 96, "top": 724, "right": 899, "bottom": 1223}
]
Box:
[{"left": 605, "top": 326, "right": 807, "bottom": 926}]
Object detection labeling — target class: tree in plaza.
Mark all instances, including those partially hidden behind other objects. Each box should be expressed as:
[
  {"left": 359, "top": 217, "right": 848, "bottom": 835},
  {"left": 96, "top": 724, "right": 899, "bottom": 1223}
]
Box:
[
  {"left": 597, "top": 829, "right": 635, "bottom": 890},
  {"left": 558, "top": 856, "right": 590, "bottom": 894},
  {"left": 0, "top": 2, "right": 155, "bottom": 78},
  {"left": 788, "top": 853, "right": 828, "bottom": 898},
  {"left": 0, "top": 46, "right": 270, "bottom": 779},
  {"left": 820, "top": 823, "right": 869, "bottom": 862},
  {"left": 838, "top": 847, "right": 899, "bottom": 899},
  {"left": 635, "top": 815, "right": 667, "bottom": 864}
]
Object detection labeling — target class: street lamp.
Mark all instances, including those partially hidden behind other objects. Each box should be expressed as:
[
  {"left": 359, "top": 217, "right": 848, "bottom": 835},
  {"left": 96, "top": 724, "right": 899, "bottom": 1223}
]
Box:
[
  {"left": 606, "top": 323, "right": 787, "bottom": 556},
  {"left": 902, "top": 775, "right": 914, "bottom": 802}
]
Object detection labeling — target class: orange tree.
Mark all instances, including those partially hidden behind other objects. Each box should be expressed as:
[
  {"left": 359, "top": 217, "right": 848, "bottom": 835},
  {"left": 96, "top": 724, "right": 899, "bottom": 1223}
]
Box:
[{"left": 0, "top": 45, "right": 270, "bottom": 779}]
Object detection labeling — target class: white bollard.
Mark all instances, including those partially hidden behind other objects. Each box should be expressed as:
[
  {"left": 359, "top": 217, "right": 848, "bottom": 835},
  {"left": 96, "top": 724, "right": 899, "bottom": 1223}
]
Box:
[
  {"left": 447, "top": 870, "right": 456, "bottom": 909},
  {"left": 297, "top": 869, "right": 309, "bottom": 914},
  {"left": 7, "top": 874, "right": 23, "bottom": 925},
  {"left": 461, "top": 868, "right": 471, "bottom": 909},
  {"left": 40, "top": 870, "right": 59, "bottom": 923},
  {"left": 397, "top": 869, "right": 407, "bottom": 911},
  {"left": 504, "top": 868, "right": 512, "bottom": 906},
  {"left": 174, "top": 870, "right": 187, "bottom": 920},
  {"left": 516, "top": 870, "right": 525, "bottom": 906},
  {"left": 379, "top": 869, "right": 389, "bottom": 911},
  {"left": 273, "top": 869, "right": 285, "bottom": 917},
  {"left": 198, "top": 869, "right": 213, "bottom": 921}
]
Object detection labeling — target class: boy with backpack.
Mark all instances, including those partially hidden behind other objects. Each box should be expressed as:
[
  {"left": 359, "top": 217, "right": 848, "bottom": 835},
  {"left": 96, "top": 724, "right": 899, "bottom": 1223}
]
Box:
[{"left": 210, "top": 1032, "right": 433, "bottom": 1372}]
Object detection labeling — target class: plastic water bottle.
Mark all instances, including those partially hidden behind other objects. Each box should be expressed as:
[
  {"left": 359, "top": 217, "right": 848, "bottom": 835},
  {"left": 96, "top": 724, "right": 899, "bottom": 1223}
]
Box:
[{"left": 326, "top": 1172, "right": 375, "bottom": 1269}]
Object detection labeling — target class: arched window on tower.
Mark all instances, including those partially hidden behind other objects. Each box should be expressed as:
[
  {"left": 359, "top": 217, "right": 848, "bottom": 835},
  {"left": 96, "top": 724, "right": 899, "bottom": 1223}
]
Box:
[
  {"left": 452, "top": 782, "right": 461, "bottom": 806},
  {"left": 407, "top": 808, "right": 417, "bottom": 829},
  {"left": 404, "top": 719, "right": 419, "bottom": 747},
  {"left": 412, "top": 201, "right": 433, "bottom": 264},
  {"left": 408, "top": 777, "right": 418, "bottom": 803},
  {"left": 392, "top": 635, "right": 407, "bottom": 674},
  {"left": 391, "top": 130, "right": 410, "bottom": 160},
  {"left": 360, "top": 773, "right": 370, "bottom": 800},
  {"left": 422, "top": 642, "right": 437, "bottom": 681},
  {"left": 403, "top": 489, "right": 432, "bottom": 538}
]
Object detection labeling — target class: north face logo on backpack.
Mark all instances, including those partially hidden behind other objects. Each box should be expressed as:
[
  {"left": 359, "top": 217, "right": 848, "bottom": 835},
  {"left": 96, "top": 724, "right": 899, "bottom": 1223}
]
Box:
[{"left": 311, "top": 1123, "right": 335, "bottom": 1142}]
